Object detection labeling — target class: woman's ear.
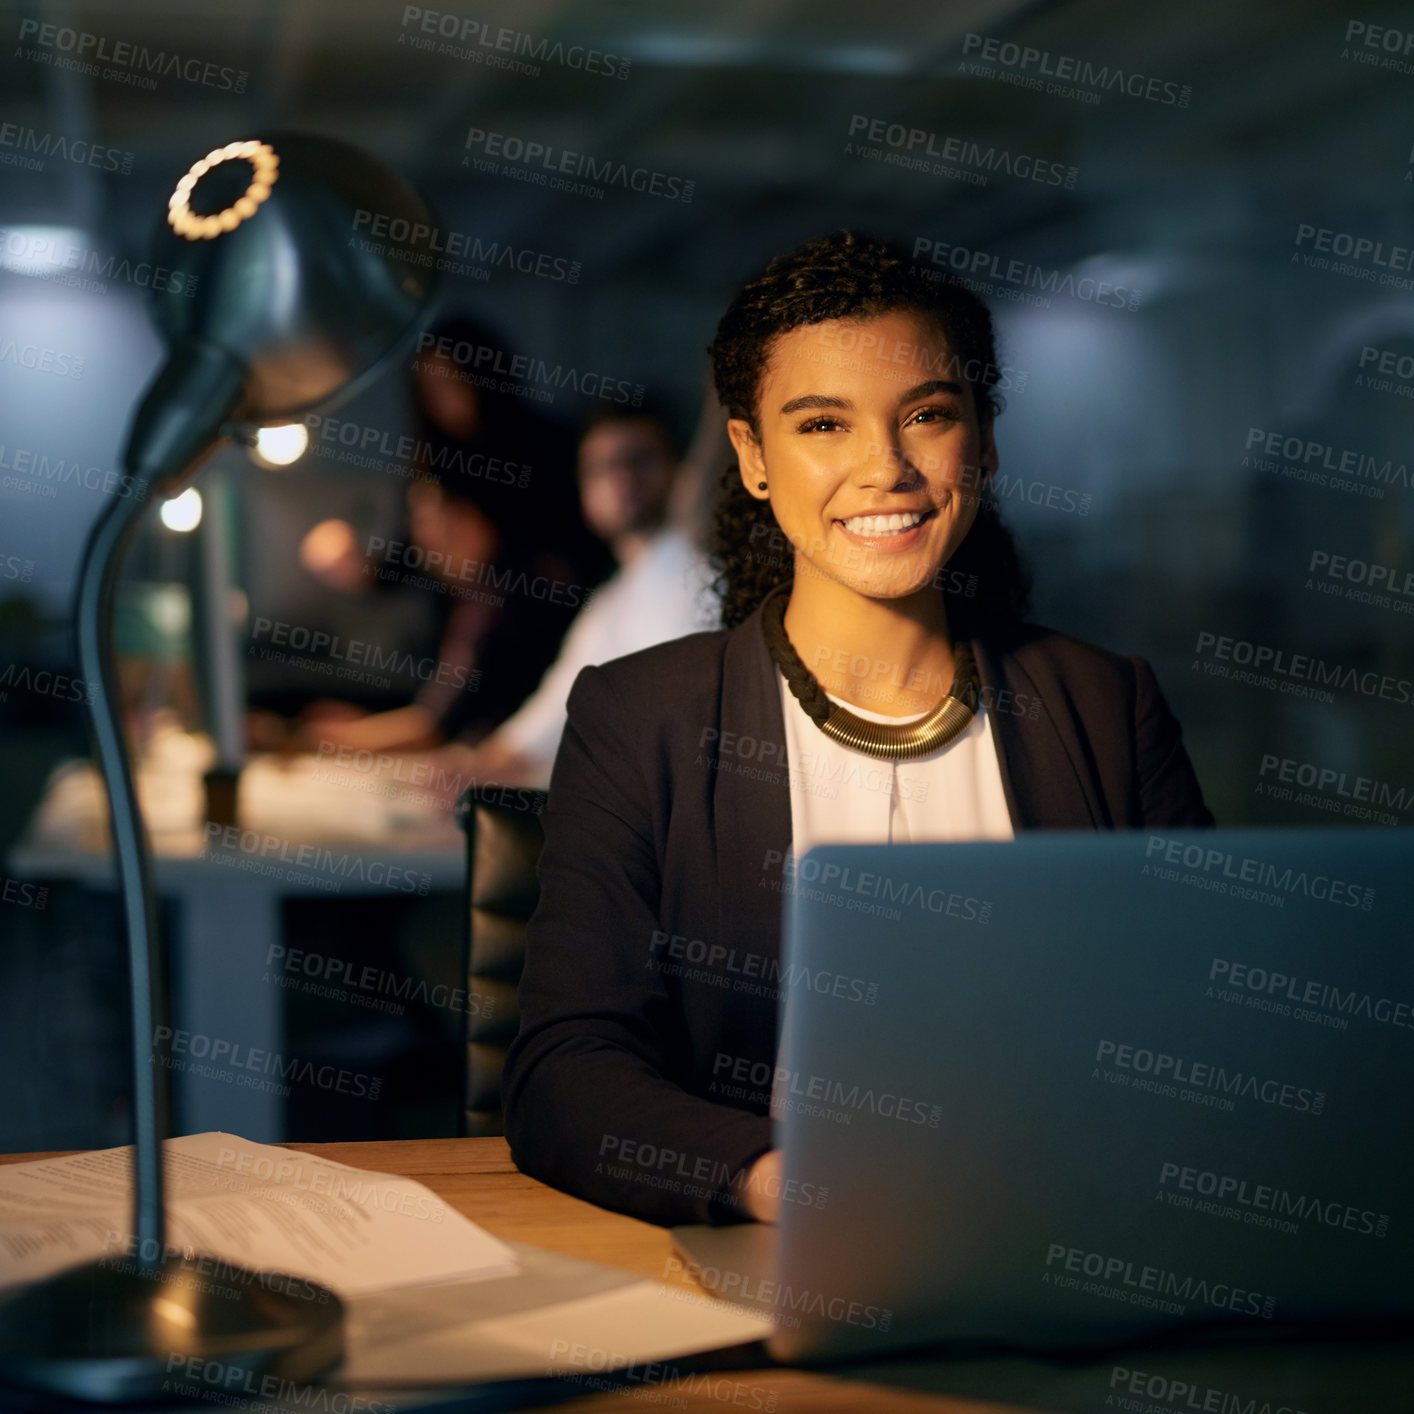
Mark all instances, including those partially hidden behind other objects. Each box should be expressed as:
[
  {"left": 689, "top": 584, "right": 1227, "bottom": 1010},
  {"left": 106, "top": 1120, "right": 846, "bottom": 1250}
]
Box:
[{"left": 727, "top": 418, "right": 768, "bottom": 498}]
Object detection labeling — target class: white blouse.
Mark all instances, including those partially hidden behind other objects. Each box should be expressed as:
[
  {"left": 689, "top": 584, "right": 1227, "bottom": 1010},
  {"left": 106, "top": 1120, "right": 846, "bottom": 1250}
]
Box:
[{"left": 777, "top": 667, "right": 1015, "bottom": 866}]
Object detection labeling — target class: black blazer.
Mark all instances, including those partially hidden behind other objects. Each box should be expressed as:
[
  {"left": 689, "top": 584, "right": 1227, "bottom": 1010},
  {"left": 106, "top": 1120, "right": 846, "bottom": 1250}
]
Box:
[{"left": 502, "top": 583, "right": 1213, "bottom": 1227}]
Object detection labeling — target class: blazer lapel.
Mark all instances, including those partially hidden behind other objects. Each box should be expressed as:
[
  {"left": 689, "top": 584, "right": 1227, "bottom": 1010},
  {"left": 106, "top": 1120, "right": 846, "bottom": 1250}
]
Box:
[
  {"left": 970, "top": 634, "right": 1104, "bottom": 830},
  {"left": 714, "top": 585, "right": 795, "bottom": 964}
]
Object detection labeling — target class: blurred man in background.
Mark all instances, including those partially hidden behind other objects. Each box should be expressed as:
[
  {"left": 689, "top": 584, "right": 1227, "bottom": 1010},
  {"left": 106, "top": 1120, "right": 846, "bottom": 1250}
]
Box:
[{"left": 450, "top": 399, "right": 721, "bottom": 787}]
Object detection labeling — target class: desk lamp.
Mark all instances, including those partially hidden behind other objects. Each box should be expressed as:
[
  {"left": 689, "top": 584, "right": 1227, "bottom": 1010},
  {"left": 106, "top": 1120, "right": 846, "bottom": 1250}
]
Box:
[{"left": 0, "top": 132, "right": 437, "bottom": 1401}]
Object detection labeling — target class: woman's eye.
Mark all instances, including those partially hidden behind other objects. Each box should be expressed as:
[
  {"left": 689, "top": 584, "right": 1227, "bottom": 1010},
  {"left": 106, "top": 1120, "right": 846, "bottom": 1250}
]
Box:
[
  {"left": 908, "top": 405, "right": 961, "bottom": 427},
  {"left": 798, "top": 416, "right": 844, "bottom": 433}
]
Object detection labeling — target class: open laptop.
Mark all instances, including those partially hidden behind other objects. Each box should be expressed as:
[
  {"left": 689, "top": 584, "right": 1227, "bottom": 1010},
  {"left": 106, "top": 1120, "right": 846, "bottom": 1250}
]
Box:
[{"left": 671, "top": 828, "right": 1414, "bottom": 1363}]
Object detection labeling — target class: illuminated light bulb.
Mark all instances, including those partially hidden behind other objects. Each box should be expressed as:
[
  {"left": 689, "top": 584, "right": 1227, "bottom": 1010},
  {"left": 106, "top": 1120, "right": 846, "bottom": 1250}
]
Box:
[
  {"left": 250, "top": 423, "right": 309, "bottom": 468},
  {"left": 159, "top": 488, "right": 203, "bottom": 532}
]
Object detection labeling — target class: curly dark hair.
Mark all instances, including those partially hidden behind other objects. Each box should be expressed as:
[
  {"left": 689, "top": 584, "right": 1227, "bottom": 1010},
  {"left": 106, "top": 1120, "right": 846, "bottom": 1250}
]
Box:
[{"left": 706, "top": 229, "right": 1031, "bottom": 637}]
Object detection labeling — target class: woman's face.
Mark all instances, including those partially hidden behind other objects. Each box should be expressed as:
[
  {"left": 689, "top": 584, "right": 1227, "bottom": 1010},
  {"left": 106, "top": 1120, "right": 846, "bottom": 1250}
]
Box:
[{"left": 726, "top": 309, "right": 997, "bottom": 603}]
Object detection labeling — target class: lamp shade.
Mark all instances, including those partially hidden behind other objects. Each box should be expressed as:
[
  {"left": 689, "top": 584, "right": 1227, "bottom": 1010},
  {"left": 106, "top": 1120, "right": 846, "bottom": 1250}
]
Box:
[{"left": 149, "top": 130, "right": 436, "bottom": 422}]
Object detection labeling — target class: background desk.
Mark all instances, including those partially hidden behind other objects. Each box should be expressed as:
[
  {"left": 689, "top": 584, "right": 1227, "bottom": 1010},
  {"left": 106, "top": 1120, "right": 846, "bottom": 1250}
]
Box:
[
  {"left": 6, "top": 737, "right": 464, "bottom": 1142},
  {"left": 4, "top": 1139, "right": 1409, "bottom": 1413}
]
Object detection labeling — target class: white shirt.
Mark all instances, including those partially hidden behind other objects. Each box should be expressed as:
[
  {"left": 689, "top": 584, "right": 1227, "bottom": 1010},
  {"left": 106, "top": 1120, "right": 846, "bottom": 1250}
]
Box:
[
  {"left": 496, "top": 527, "right": 718, "bottom": 781},
  {"left": 777, "top": 668, "right": 1015, "bottom": 865}
]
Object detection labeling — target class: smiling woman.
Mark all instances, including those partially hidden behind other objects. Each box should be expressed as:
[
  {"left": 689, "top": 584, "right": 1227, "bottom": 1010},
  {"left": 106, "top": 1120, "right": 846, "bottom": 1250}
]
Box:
[{"left": 501, "top": 230, "right": 1214, "bottom": 1230}]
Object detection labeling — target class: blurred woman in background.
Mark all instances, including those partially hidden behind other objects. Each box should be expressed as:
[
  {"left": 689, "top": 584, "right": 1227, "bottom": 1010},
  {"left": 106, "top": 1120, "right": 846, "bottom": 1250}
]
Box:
[{"left": 294, "top": 316, "right": 613, "bottom": 753}]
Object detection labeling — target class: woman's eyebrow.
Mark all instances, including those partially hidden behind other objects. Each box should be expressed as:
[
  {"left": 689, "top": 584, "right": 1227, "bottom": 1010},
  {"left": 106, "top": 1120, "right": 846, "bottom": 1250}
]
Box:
[
  {"left": 898, "top": 379, "right": 964, "bottom": 402},
  {"left": 779, "top": 394, "right": 852, "bottom": 414}
]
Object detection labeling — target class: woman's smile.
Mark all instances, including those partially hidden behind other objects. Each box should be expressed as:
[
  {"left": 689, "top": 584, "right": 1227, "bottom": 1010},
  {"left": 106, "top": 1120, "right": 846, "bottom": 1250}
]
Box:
[{"left": 834, "top": 504, "right": 938, "bottom": 549}]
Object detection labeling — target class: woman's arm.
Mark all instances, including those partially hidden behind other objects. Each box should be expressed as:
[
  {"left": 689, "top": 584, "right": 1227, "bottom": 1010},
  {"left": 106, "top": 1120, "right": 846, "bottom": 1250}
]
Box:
[
  {"left": 1129, "top": 657, "right": 1215, "bottom": 828},
  {"left": 502, "top": 664, "right": 773, "bottom": 1226}
]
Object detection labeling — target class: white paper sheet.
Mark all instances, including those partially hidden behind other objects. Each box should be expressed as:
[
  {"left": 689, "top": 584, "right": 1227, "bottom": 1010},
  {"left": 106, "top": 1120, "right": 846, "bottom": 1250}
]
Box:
[
  {"left": 344, "top": 1259, "right": 774, "bottom": 1386},
  {"left": 0, "top": 1132, "right": 518, "bottom": 1296}
]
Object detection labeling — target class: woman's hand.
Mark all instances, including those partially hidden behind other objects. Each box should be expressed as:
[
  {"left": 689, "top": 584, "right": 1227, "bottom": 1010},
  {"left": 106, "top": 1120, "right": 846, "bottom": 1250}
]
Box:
[{"left": 735, "top": 1148, "right": 783, "bottom": 1224}]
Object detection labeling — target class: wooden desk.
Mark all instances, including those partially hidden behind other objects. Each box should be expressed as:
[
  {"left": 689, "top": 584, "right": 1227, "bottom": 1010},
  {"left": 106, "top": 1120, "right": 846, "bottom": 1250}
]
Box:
[
  {"left": 4, "top": 1140, "right": 1409, "bottom": 1413},
  {"left": 0, "top": 1139, "right": 1026, "bottom": 1411}
]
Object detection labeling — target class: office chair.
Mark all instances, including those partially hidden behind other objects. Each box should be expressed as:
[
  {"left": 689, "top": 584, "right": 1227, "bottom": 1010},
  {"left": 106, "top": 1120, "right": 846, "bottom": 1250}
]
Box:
[{"left": 454, "top": 785, "right": 548, "bottom": 1135}]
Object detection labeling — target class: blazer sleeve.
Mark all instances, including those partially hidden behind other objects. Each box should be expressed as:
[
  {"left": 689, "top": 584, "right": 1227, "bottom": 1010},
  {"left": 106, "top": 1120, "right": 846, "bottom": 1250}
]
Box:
[
  {"left": 1128, "top": 656, "right": 1215, "bottom": 828},
  {"left": 501, "top": 663, "right": 773, "bottom": 1226}
]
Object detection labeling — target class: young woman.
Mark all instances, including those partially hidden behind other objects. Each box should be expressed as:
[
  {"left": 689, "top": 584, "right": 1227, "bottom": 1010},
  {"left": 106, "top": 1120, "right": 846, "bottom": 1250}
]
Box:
[{"left": 501, "top": 231, "right": 1213, "bottom": 1228}]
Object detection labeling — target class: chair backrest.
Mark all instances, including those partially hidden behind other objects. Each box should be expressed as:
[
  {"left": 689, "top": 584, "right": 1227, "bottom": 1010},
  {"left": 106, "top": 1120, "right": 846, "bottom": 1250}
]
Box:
[{"left": 455, "top": 784, "right": 548, "bottom": 1136}]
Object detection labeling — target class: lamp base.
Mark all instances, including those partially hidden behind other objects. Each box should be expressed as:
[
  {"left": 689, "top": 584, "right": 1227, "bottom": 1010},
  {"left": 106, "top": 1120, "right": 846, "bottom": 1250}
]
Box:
[{"left": 0, "top": 1254, "right": 343, "bottom": 1403}]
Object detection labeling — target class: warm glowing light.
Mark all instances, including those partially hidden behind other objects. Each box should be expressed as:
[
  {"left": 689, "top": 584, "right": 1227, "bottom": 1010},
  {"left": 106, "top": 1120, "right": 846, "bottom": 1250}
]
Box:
[
  {"left": 159, "top": 488, "right": 203, "bottom": 532},
  {"left": 167, "top": 140, "right": 279, "bottom": 241},
  {"left": 152, "top": 1297, "right": 196, "bottom": 1329},
  {"left": 250, "top": 422, "right": 309, "bottom": 468}
]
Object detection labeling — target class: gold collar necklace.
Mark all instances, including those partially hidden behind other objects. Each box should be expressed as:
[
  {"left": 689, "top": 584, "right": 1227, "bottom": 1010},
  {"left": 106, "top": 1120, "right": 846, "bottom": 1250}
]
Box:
[{"left": 761, "top": 592, "right": 980, "bottom": 762}]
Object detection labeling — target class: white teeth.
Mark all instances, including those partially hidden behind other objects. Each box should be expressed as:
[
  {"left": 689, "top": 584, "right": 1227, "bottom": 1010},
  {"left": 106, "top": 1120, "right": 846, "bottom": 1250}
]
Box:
[{"left": 841, "top": 510, "right": 926, "bottom": 536}]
